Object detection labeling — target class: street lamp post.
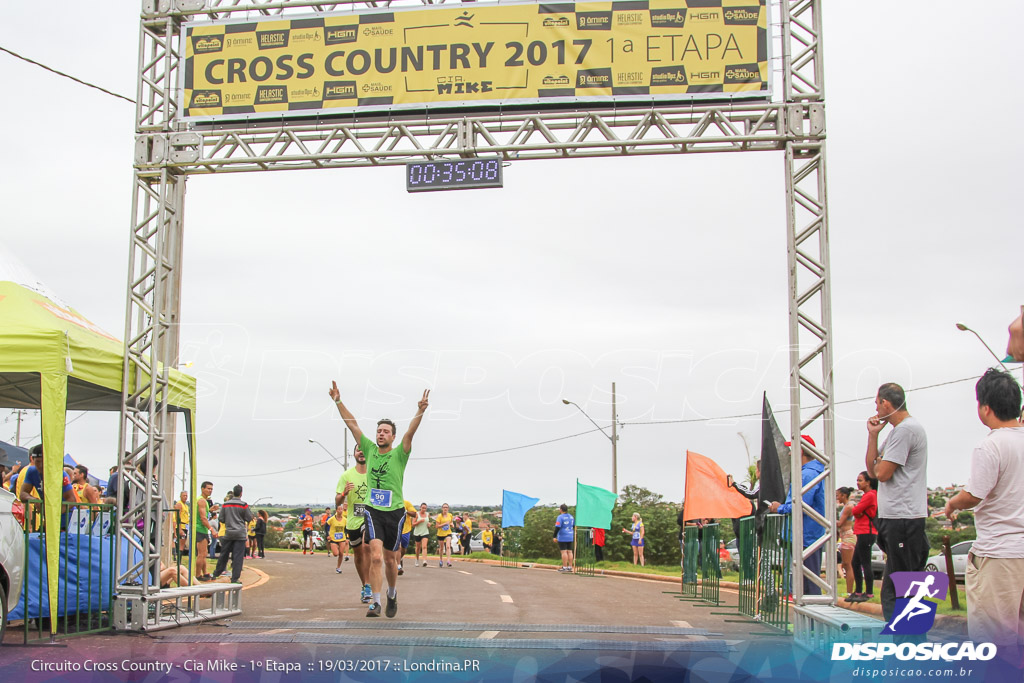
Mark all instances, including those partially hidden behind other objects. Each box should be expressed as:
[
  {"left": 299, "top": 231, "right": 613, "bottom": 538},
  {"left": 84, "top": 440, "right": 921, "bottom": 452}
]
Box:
[
  {"left": 955, "top": 323, "right": 1009, "bottom": 371},
  {"left": 562, "top": 382, "right": 618, "bottom": 494},
  {"left": 309, "top": 437, "right": 348, "bottom": 470}
]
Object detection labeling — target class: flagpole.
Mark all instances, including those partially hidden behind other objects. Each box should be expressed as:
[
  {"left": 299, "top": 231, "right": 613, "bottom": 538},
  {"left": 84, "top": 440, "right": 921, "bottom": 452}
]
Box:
[{"left": 611, "top": 383, "right": 618, "bottom": 495}]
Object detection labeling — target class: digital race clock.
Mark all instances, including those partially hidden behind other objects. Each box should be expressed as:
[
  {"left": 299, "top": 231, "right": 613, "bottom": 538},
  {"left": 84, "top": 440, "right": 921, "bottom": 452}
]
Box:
[{"left": 406, "top": 158, "right": 503, "bottom": 193}]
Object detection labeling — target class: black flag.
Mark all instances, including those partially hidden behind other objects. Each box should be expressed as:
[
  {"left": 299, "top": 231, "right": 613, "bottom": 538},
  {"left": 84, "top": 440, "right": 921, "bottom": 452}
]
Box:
[{"left": 758, "top": 393, "right": 791, "bottom": 514}]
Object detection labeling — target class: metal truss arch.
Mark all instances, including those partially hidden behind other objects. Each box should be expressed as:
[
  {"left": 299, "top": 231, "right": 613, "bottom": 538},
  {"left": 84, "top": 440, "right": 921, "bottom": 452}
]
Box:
[{"left": 120, "top": 0, "right": 838, "bottom": 642}]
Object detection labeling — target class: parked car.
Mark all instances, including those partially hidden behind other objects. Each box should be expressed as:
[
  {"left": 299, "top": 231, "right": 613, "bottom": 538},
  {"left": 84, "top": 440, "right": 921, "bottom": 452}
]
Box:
[
  {"left": 724, "top": 538, "right": 740, "bottom": 565},
  {"left": 870, "top": 543, "right": 885, "bottom": 575},
  {"left": 469, "top": 531, "right": 485, "bottom": 553},
  {"left": 925, "top": 540, "right": 973, "bottom": 580},
  {"left": 0, "top": 486, "right": 25, "bottom": 641},
  {"left": 284, "top": 530, "right": 324, "bottom": 550}
]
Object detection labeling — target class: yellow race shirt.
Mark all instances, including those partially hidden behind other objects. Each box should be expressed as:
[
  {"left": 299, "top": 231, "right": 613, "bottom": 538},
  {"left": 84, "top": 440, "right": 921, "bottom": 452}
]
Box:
[
  {"left": 327, "top": 515, "right": 347, "bottom": 542},
  {"left": 401, "top": 500, "right": 417, "bottom": 534},
  {"left": 435, "top": 512, "right": 453, "bottom": 537}
]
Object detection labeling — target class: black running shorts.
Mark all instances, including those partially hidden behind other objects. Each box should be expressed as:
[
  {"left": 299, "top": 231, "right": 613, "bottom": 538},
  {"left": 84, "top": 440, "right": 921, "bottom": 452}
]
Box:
[{"left": 364, "top": 507, "right": 407, "bottom": 552}]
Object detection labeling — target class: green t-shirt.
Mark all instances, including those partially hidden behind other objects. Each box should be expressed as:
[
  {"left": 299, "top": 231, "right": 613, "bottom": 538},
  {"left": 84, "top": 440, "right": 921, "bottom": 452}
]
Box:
[
  {"left": 359, "top": 434, "right": 410, "bottom": 512},
  {"left": 336, "top": 467, "right": 369, "bottom": 530}
]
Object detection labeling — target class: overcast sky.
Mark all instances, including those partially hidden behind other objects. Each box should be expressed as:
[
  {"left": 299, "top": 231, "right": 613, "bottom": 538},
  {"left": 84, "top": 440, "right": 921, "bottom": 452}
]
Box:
[{"left": 1, "top": 2, "right": 1020, "bottom": 508}]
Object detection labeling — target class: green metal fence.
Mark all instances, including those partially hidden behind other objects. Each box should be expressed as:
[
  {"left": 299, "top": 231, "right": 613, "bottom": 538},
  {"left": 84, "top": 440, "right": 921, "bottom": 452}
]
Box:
[
  {"left": 756, "top": 513, "right": 791, "bottom": 632},
  {"left": 574, "top": 528, "right": 597, "bottom": 577},
  {"left": 681, "top": 525, "right": 698, "bottom": 597},
  {"left": 20, "top": 499, "right": 116, "bottom": 643},
  {"left": 499, "top": 527, "right": 521, "bottom": 568},
  {"left": 699, "top": 522, "right": 721, "bottom": 605},
  {"left": 737, "top": 515, "right": 757, "bottom": 618}
]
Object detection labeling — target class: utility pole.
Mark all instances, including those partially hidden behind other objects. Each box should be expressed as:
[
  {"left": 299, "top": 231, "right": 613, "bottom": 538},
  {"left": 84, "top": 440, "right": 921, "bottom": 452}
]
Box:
[
  {"left": 611, "top": 382, "right": 618, "bottom": 495},
  {"left": 15, "top": 409, "right": 23, "bottom": 447}
]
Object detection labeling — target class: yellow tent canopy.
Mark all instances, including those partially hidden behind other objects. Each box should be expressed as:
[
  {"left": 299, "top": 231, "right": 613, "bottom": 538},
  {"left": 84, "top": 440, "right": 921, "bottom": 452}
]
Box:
[{"left": 0, "top": 278, "right": 197, "bottom": 633}]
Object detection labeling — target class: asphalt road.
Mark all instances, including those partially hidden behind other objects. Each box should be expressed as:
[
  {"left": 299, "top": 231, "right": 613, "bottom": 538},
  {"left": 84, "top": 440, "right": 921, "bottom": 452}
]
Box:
[{"left": 1, "top": 550, "right": 799, "bottom": 681}]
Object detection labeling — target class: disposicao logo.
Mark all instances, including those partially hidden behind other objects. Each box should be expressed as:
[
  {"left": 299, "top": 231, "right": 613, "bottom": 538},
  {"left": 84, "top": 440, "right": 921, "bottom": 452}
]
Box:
[{"left": 832, "top": 572, "right": 997, "bottom": 662}]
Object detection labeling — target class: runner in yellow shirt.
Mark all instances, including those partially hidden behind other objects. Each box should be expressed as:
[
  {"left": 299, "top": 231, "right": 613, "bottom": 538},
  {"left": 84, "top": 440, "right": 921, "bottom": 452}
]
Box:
[
  {"left": 327, "top": 504, "right": 349, "bottom": 573},
  {"left": 397, "top": 499, "right": 417, "bottom": 575},
  {"left": 433, "top": 503, "right": 454, "bottom": 568}
]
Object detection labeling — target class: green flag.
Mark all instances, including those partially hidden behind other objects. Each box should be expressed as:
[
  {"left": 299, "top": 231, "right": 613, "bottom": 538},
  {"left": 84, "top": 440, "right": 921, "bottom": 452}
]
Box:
[{"left": 576, "top": 480, "right": 617, "bottom": 529}]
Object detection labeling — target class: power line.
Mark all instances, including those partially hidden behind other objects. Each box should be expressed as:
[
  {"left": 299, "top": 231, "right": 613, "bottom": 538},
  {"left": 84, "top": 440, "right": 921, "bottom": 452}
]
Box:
[
  {"left": 0, "top": 45, "right": 135, "bottom": 104},
  {"left": 618, "top": 375, "right": 980, "bottom": 426},
  {"left": 152, "top": 374, "right": 989, "bottom": 479}
]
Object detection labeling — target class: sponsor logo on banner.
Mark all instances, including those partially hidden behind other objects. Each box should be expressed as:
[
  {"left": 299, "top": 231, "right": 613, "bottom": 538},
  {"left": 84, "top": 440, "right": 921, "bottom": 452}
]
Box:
[
  {"left": 616, "top": 12, "right": 645, "bottom": 26},
  {"left": 326, "top": 25, "right": 359, "bottom": 44},
  {"left": 576, "top": 68, "right": 612, "bottom": 88},
  {"left": 831, "top": 572, "right": 997, "bottom": 662},
  {"left": 650, "top": 65, "right": 688, "bottom": 86},
  {"left": 724, "top": 63, "right": 762, "bottom": 84},
  {"left": 542, "top": 75, "right": 572, "bottom": 86},
  {"left": 290, "top": 29, "right": 322, "bottom": 44},
  {"left": 191, "top": 35, "right": 224, "bottom": 54},
  {"left": 724, "top": 7, "right": 761, "bottom": 25},
  {"left": 324, "top": 81, "right": 357, "bottom": 100},
  {"left": 190, "top": 90, "right": 222, "bottom": 108},
  {"left": 361, "top": 82, "right": 393, "bottom": 94},
  {"left": 577, "top": 12, "right": 612, "bottom": 30},
  {"left": 363, "top": 26, "right": 394, "bottom": 37},
  {"left": 543, "top": 16, "right": 571, "bottom": 27},
  {"left": 255, "top": 85, "right": 288, "bottom": 105},
  {"left": 616, "top": 71, "right": 645, "bottom": 85},
  {"left": 687, "top": 9, "right": 721, "bottom": 23},
  {"left": 256, "top": 30, "right": 290, "bottom": 50},
  {"left": 649, "top": 9, "right": 687, "bottom": 28}
]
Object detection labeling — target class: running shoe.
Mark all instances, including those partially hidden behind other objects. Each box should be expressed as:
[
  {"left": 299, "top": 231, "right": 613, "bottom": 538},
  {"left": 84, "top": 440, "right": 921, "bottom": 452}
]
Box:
[
  {"left": 447, "top": 562, "right": 452, "bottom": 567},
  {"left": 360, "top": 584, "right": 372, "bottom": 603},
  {"left": 366, "top": 602, "right": 382, "bottom": 617},
  {"left": 439, "top": 560, "right": 443, "bottom": 568},
  {"left": 414, "top": 561, "right": 419, "bottom": 567},
  {"left": 336, "top": 568, "right": 343, "bottom": 574},
  {"left": 385, "top": 594, "right": 398, "bottom": 619},
  {"left": 398, "top": 564, "right": 404, "bottom": 576}
]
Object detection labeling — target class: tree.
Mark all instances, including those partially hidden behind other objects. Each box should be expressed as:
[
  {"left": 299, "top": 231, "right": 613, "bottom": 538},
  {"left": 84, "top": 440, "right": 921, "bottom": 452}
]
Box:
[{"left": 619, "top": 484, "right": 663, "bottom": 508}]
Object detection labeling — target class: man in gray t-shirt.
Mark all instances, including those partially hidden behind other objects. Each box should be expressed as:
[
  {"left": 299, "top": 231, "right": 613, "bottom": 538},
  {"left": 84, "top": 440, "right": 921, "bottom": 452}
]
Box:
[{"left": 865, "top": 382, "right": 930, "bottom": 628}]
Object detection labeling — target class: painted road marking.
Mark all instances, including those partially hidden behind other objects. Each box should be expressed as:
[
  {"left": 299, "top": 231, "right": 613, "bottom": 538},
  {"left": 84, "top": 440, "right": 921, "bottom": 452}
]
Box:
[
  {"left": 484, "top": 580, "right": 497, "bottom": 585},
  {"left": 459, "top": 570, "right": 472, "bottom": 575},
  {"left": 478, "top": 631, "right": 500, "bottom": 639},
  {"left": 500, "top": 595, "right": 513, "bottom": 603}
]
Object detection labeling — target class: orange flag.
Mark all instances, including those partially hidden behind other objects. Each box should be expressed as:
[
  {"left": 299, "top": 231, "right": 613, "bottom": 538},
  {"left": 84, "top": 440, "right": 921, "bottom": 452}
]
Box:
[{"left": 683, "top": 450, "right": 756, "bottom": 521}]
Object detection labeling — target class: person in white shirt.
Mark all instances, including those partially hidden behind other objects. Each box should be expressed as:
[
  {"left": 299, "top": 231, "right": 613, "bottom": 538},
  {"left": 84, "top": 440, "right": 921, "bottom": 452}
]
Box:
[{"left": 945, "top": 368, "right": 1024, "bottom": 649}]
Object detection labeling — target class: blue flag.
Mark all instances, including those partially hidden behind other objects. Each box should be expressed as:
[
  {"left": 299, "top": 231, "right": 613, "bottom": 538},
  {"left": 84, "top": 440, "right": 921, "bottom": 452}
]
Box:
[{"left": 501, "top": 490, "right": 540, "bottom": 528}]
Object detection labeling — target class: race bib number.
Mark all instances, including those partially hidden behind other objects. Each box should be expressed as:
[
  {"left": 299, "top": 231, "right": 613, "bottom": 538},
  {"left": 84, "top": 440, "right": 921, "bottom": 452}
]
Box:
[
  {"left": 442, "top": 524, "right": 450, "bottom": 531},
  {"left": 369, "top": 488, "right": 393, "bottom": 508},
  {"left": 333, "top": 532, "right": 344, "bottom": 541},
  {"left": 353, "top": 504, "right": 366, "bottom": 516}
]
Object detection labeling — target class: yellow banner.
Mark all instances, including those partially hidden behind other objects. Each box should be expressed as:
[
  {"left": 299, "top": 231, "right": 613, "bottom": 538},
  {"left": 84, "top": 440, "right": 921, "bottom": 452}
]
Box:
[{"left": 182, "top": 0, "right": 768, "bottom": 120}]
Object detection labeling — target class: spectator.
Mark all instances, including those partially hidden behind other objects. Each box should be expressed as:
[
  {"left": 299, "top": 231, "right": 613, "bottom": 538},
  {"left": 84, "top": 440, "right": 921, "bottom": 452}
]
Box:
[
  {"left": 254, "top": 510, "right": 267, "bottom": 559},
  {"left": 844, "top": 472, "right": 878, "bottom": 603},
  {"left": 592, "top": 527, "right": 605, "bottom": 562},
  {"left": 492, "top": 528, "right": 502, "bottom": 557},
  {"left": 835, "top": 487, "right": 856, "bottom": 599},
  {"left": 553, "top": 504, "right": 575, "bottom": 572},
  {"left": 865, "top": 382, "right": 929, "bottom": 629},
  {"left": 622, "top": 512, "right": 646, "bottom": 566},
  {"left": 945, "top": 369, "right": 1024, "bottom": 650},
  {"left": 18, "top": 444, "right": 75, "bottom": 529},
  {"left": 211, "top": 484, "right": 253, "bottom": 583},
  {"left": 769, "top": 447, "right": 826, "bottom": 596}
]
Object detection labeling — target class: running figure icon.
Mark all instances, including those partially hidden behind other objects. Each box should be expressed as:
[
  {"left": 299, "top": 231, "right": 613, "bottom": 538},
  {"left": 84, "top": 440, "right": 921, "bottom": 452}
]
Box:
[{"left": 887, "top": 574, "right": 938, "bottom": 630}]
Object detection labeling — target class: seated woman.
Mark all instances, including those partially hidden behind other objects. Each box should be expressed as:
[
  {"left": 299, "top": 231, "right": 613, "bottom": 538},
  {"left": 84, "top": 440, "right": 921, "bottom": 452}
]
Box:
[{"left": 160, "top": 562, "right": 190, "bottom": 588}]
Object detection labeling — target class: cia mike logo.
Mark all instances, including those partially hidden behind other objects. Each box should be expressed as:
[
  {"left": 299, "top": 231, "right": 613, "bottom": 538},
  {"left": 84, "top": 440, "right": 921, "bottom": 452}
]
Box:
[{"left": 881, "top": 571, "right": 948, "bottom": 635}]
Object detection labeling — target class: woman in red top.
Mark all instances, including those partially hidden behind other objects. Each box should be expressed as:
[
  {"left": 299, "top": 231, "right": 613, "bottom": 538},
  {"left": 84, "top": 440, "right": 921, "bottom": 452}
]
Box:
[{"left": 842, "top": 471, "right": 878, "bottom": 603}]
